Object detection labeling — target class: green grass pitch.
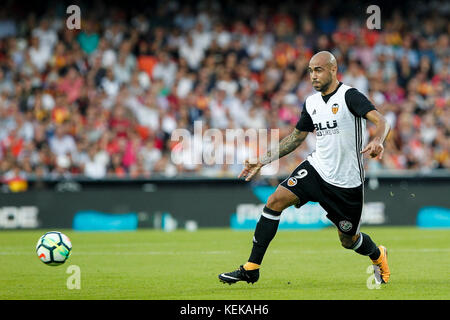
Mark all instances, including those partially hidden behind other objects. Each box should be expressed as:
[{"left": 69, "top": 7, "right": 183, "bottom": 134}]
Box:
[{"left": 0, "top": 227, "right": 449, "bottom": 300}]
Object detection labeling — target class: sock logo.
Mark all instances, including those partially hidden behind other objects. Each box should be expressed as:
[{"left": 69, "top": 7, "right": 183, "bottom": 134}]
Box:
[{"left": 339, "top": 220, "right": 353, "bottom": 232}]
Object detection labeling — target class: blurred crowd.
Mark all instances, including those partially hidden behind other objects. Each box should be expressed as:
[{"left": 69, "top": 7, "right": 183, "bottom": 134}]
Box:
[{"left": 0, "top": 0, "right": 448, "bottom": 190}]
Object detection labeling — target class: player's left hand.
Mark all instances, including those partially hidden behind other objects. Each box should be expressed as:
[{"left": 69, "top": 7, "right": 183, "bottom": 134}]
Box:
[{"left": 361, "top": 140, "right": 384, "bottom": 160}]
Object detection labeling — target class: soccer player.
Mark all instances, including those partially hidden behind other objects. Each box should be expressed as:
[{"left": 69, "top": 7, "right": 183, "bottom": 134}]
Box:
[{"left": 218, "top": 51, "right": 391, "bottom": 285}]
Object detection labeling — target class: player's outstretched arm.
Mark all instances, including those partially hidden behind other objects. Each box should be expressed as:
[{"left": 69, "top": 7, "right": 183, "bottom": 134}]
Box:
[
  {"left": 361, "top": 110, "right": 391, "bottom": 160},
  {"left": 238, "top": 128, "right": 309, "bottom": 181}
]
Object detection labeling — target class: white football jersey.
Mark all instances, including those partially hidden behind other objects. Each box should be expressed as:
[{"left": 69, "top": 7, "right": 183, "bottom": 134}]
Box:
[{"left": 296, "top": 82, "right": 376, "bottom": 188}]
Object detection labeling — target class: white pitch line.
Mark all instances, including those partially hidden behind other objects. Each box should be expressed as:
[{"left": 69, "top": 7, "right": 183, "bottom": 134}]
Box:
[
  {"left": 0, "top": 250, "right": 232, "bottom": 256},
  {"left": 1, "top": 248, "right": 450, "bottom": 256},
  {"left": 271, "top": 248, "right": 450, "bottom": 254}
]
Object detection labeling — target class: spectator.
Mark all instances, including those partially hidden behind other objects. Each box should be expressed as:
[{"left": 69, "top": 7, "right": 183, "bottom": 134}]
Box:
[
  {"left": 83, "top": 145, "right": 108, "bottom": 179},
  {"left": 77, "top": 20, "right": 100, "bottom": 55},
  {"left": 152, "top": 51, "right": 178, "bottom": 88},
  {"left": 342, "top": 60, "right": 369, "bottom": 95},
  {"left": 179, "top": 34, "right": 205, "bottom": 71},
  {"left": 0, "top": 0, "right": 448, "bottom": 181},
  {"left": 28, "top": 36, "right": 51, "bottom": 72},
  {"left": 32, "top": 19, "right": 57, "bottom": 51},
  {"left": 48, "top": 125, "right": 77, "bottom": 158}
]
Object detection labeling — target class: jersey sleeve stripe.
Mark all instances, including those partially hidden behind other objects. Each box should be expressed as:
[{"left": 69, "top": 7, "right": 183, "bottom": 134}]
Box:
[{"left": 355, "top": 117, "right": 364, "bottom": 184}]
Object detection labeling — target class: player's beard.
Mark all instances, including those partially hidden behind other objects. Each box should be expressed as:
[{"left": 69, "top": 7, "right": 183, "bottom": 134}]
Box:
[{"left": 312, "top": 72, "right": 333, "bottom": 93}]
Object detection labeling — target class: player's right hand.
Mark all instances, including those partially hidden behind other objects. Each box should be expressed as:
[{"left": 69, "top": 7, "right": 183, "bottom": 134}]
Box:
[
  {"left": 238, "top": 159, "right": 263, "bottom": 181},
  {"left": 361, "top": 139, "right": 384, "bottom": 160}
]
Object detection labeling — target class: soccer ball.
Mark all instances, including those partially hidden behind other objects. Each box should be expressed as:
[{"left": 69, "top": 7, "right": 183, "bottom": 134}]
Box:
[{"left": 36, "top": 231, "right": 72, "bottom": 266}]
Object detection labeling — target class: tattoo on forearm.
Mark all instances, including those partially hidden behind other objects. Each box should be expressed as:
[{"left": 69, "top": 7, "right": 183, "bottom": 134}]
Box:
[{"left": 260, "top": 129, "right": 306, "bottom": 165}]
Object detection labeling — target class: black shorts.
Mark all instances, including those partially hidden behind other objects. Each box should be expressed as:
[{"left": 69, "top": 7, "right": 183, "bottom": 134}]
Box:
[{"left": 279, "top": 160, "right": 363, "bottom": 235}]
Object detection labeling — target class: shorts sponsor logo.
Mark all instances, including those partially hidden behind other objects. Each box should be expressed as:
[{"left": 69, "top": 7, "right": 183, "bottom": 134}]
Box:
[
  {"left": 287, "top": 177, "right": 297, "bottom": 187},
  {"left": 339, "top": 220, "right": 353, "bottom": 232}
]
